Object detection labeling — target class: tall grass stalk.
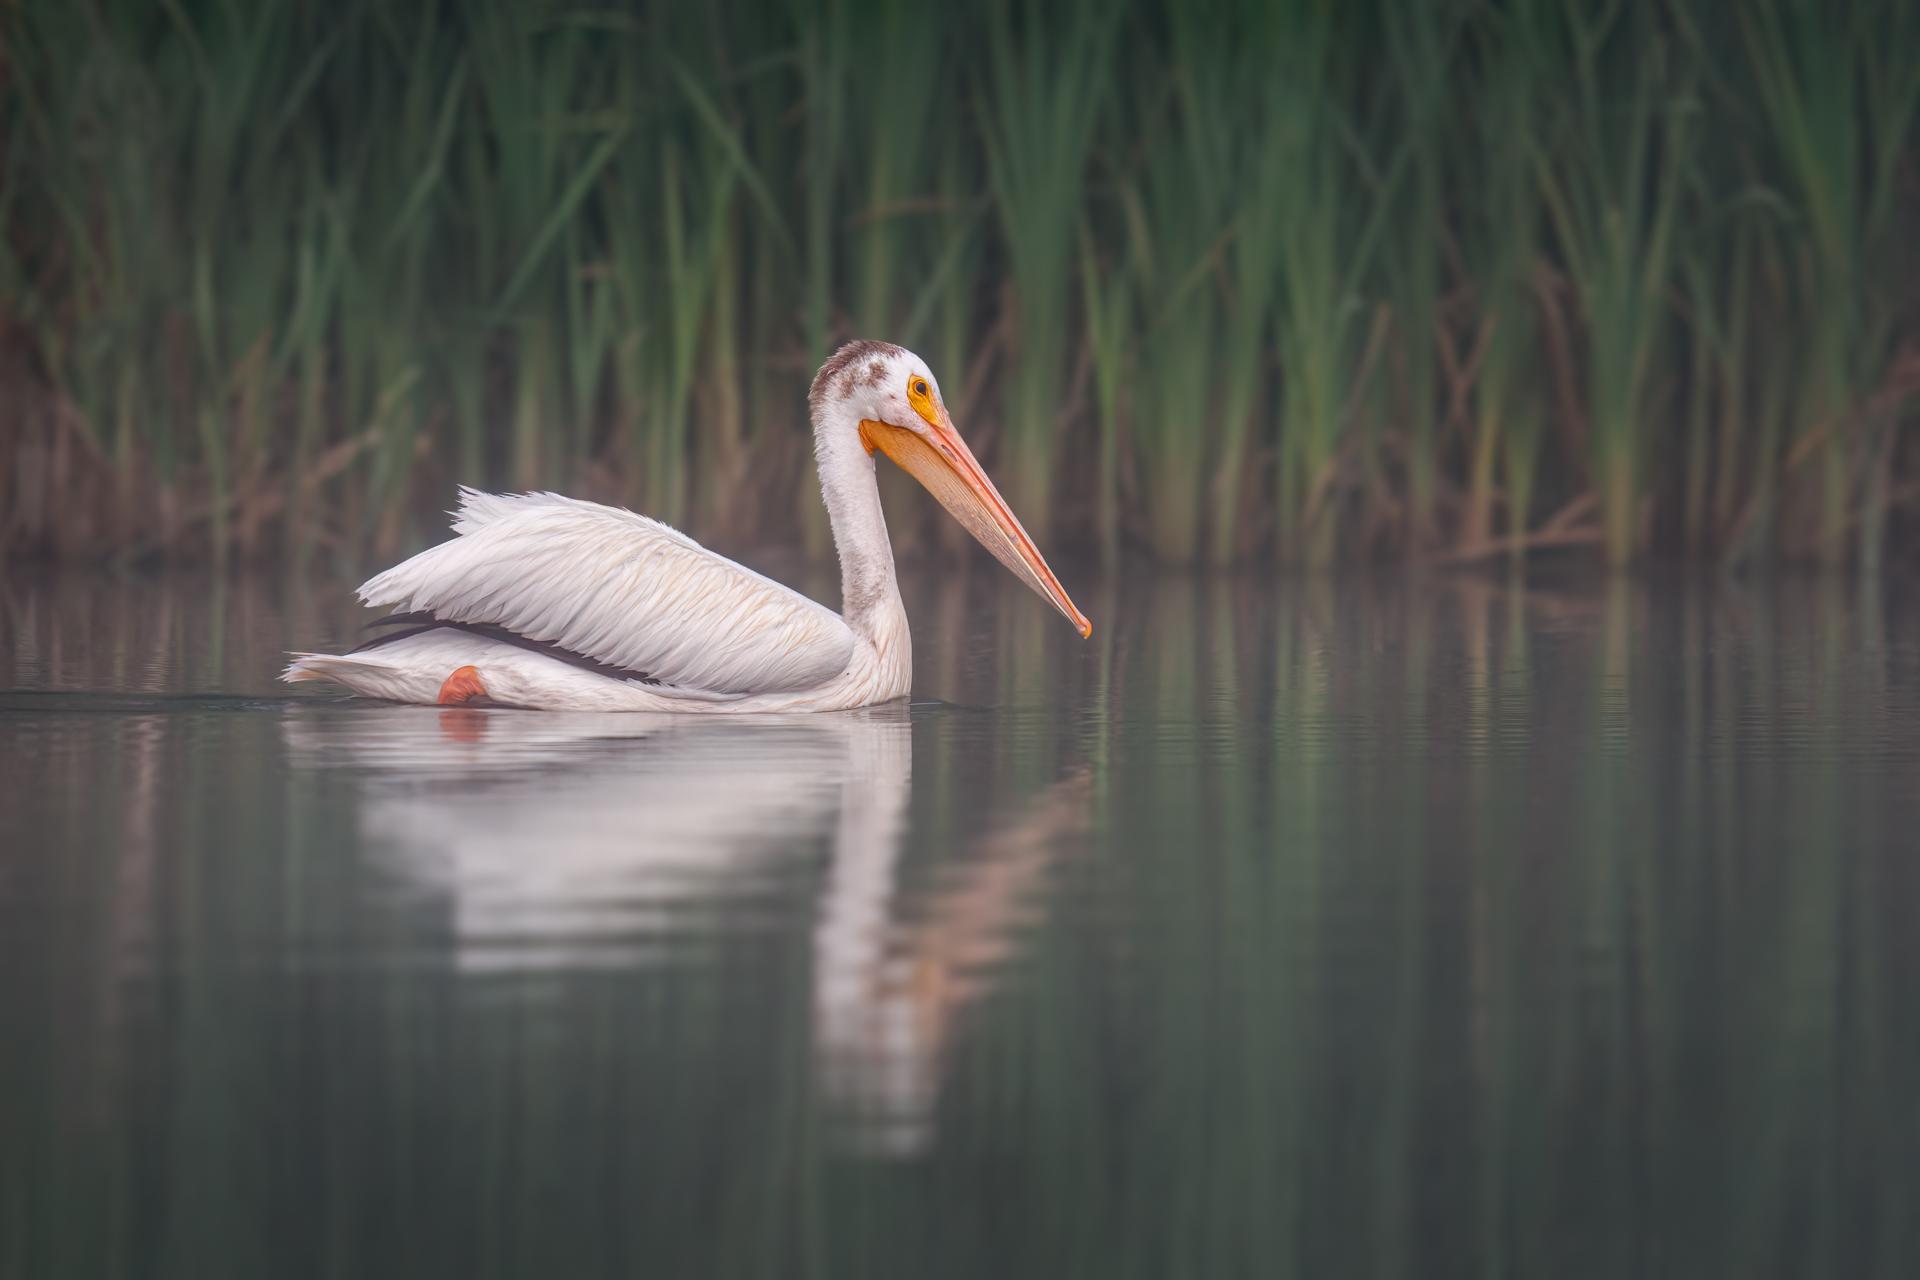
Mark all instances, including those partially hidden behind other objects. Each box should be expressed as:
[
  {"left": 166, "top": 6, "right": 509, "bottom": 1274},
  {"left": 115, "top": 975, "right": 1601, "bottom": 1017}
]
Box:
[
  {"left": 1535, "top": 11, "right": 1692, "bottom": 567},
  {"left": 1456, "top": 0, "right": 1548, "bottom": 557},
  {"left": 1736, "top": 0, "right": 1920, "bottom": 567},
  {"left": 1264, "top": 7, "right": 1383, "bottom": 567},
  {"left": 1381, "top": 0, "right": 1458, "bottom": 550},
  {"left": 1176, "top": 0, "right": 1293, "bottom": 564},
  {"left": 977, "top": 0, "right": 1116, "bottom": 543},
  {"left": 1115, "top": 17, "right": 1238, "bottom": 563}
]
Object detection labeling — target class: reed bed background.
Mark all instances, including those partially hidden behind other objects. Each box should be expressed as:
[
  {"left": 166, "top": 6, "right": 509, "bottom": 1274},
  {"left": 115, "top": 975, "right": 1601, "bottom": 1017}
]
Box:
[{"left": 2, "top": 0, "right": 1917, "bottom": 567}]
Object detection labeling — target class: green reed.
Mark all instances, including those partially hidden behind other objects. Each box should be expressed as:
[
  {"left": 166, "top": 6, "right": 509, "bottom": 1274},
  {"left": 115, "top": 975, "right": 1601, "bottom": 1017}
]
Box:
[
  {"left": 1379, "top": 0, "right": 1458, "bottom": 550},
  {"left": 1171, "top": 0, "right": 1296, "bottom": 565},
  {"left": 1734, "top": 0, "right": 1920, "bottom": 568},
  {"left": 1454, "top": 0, "right": 1548, "bottom": 559},
  {"left": 1534, "top": 8, "right": 1692, "bottom": 568},
  {"left": 1105, "top": 14, "right": 1234, "bottom": 565},
  {"left": 1238, "top": 4, "right": 1381, "bottom": 567},
  {"left": 976, "top": 0, "right": 1117, "bottom": 543},
  {"left": 0, "top": 0, "right": 1915, "bottom": 566}
]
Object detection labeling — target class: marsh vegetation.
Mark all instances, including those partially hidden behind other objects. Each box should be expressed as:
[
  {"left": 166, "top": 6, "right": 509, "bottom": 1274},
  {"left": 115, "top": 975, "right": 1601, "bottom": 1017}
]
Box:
[{"left": 2, "top": 0, "right": 1916, "bottom": 567}]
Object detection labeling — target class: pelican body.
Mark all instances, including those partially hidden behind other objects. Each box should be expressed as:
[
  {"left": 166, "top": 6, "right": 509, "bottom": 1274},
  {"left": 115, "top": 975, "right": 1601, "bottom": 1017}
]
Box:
[{"left": 284, "top": 341, "right": 1090, "bottom": 711}]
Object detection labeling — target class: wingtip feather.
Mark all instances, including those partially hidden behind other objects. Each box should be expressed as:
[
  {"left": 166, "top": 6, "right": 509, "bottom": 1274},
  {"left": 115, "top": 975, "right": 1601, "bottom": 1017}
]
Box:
[{"left": 281, "top": 653, "right": 331, "bottom": 683}]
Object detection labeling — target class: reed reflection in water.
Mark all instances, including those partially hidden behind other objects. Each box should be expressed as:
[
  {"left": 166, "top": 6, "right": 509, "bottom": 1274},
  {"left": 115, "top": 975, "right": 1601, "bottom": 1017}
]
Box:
[{"left": 1, "top": 567, "right": 1917, "bottom": 1278}]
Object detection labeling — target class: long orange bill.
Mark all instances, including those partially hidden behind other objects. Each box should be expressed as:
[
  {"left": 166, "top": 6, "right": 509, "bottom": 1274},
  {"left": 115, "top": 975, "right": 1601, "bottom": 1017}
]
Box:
[{"left": 861, "top": 414, "right": 1092, "bottom": 638}]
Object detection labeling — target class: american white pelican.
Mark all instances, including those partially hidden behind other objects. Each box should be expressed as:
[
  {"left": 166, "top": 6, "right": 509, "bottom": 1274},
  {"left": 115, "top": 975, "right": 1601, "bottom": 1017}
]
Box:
[{"left": 283, "top": 340, "right": 1090, "bottom": 711}]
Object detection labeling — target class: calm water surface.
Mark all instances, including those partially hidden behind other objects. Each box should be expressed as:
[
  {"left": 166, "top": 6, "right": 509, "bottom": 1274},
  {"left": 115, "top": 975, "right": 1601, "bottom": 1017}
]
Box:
[{"left": 3, "top": 567, "right": 1919, "bottom": 1278}]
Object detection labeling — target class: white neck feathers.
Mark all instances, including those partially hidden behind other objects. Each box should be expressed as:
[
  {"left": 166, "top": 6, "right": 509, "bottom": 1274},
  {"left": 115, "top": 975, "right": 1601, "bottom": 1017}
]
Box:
[{"left": 812, "top": 398, "right": 904, "bottom": 637}]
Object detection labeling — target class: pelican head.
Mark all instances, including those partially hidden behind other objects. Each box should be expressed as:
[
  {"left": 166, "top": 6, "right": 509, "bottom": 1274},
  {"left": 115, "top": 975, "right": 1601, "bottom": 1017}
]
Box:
[{"left": 810, "top": 341, "right": 1092, "bottom": 638}]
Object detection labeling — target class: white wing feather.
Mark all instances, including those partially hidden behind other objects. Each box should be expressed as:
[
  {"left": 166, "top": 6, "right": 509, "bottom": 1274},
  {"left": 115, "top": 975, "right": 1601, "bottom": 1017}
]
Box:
[{"left": 358, "top": 489, "right": 855, "bottom": 696}]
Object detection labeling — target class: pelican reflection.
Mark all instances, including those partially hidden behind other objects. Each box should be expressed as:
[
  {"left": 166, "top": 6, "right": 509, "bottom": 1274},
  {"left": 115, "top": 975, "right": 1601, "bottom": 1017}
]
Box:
[{"left": 281, "top": 704, "right": 1087, "bottom": 1153}]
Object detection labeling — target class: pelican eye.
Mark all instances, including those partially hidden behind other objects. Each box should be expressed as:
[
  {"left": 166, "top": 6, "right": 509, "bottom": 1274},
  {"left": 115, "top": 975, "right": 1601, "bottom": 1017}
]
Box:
[{"left": 912, "top": 379, "right": 929, "bottom": 397}]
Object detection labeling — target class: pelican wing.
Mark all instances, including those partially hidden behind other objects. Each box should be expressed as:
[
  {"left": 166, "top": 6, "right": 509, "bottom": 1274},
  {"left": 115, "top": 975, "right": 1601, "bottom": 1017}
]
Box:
[{"left": 357, "top": 489, "right": 855, "bottom": 696}]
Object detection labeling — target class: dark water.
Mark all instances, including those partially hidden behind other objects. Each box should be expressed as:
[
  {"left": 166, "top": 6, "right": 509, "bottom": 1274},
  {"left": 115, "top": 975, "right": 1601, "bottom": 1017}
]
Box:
[{"left": 3, "top": 567, "right": 1919, "bottom": 1278}]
